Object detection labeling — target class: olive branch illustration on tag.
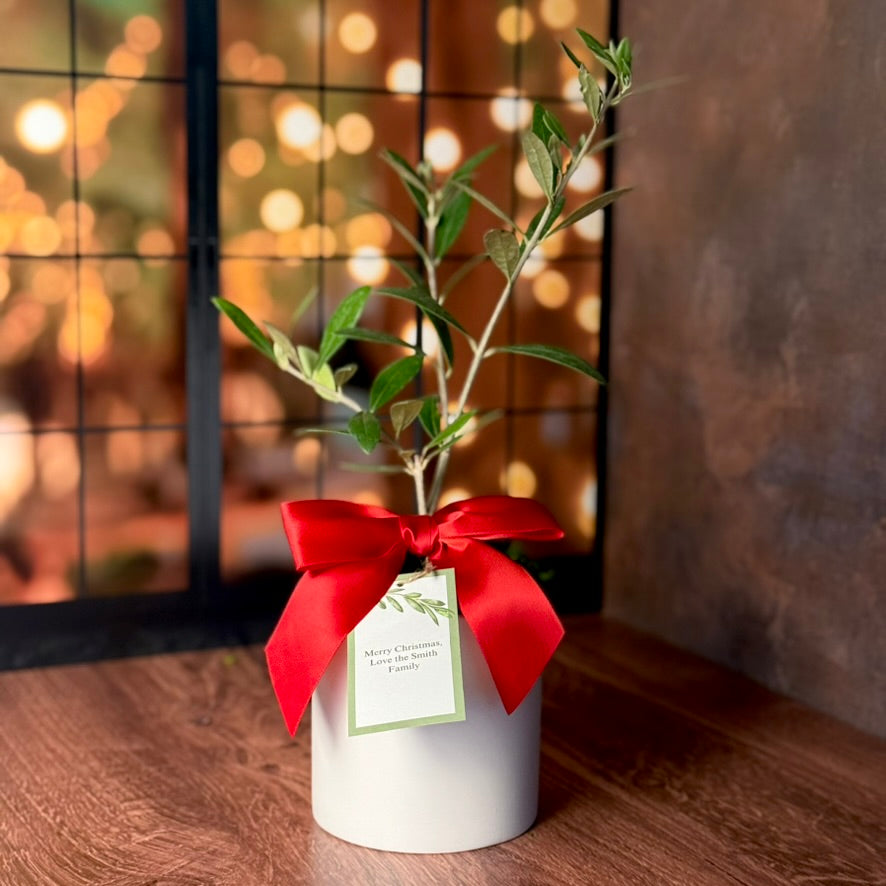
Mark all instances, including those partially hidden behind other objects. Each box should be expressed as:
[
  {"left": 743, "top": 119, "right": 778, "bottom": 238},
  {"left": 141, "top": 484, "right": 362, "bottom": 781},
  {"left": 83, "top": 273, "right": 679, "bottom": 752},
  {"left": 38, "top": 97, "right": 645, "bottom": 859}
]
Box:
[{"left": 377, "top": 589, "right": 454, "bottom": 625}]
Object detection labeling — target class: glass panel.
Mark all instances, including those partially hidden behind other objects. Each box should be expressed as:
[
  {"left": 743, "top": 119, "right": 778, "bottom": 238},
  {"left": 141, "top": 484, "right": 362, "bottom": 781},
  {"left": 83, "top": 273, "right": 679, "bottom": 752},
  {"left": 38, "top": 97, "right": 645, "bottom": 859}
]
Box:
[
  {"left": 513, "top": 259, "right": 601, "bottom": 409},
  {"left": 220, "top": 86, "right": 321, "bottom": 256},
  {"left": 0, "top": 429, "right": 80, "bottom": 606},
  {"left": 326, "top": 0, "right": 421, "bottom": 90},
  {"left": 509, "top": 411, "right": 596, "bottom": 553},
  {"left": 221, "top": 423, "right": 317, "bottom": 582},
  {"left": 425, "top": 96, "right": 515, "bottom": 256},
  {"left": 219, "top": 0, "right": 319, "bottom": 85},
  {"left": 0, "top": 0, "right": 70, "bottom": 73},
  {"left": 325, "top": 92, "right": 420, "bottom": 256},
  {"left": 428, "top": 0, "right": 515, "bottom": 95},
  {"left": 219, "top": 258, "right": 321, "bottom": 423},
  {"left": 521, "top": 0, "right": 610, "bottom": 99},
  {"left": 322, "top": 431, "right": 414, "bottom": 513},
  {"left": 0, "top": 257, "right": 77, "bottom": 428},
  {"left": 75, "top": 0, "right": 186, "bottom": 79},
  {"left": 78, "top": 79, "right": 186, "bottom": 256},
  {"left": 0, "top": 74, "right": 74, "bottom": 257},
  {"left": 434, "top": 414, "right": 507, "bottom": 508},
  {"left": 81, "top": 258, "right": 186, "bottom": 427},
  {"left": 83, "top": 428, "right": 188, "bottom": 595}
]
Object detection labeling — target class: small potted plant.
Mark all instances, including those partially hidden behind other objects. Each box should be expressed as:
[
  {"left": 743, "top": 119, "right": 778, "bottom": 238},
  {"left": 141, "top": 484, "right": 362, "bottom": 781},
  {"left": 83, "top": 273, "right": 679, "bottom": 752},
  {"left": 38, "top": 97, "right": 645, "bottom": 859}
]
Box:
[{"left": 216, "top": 29, "right": 633, "bottom": 854}]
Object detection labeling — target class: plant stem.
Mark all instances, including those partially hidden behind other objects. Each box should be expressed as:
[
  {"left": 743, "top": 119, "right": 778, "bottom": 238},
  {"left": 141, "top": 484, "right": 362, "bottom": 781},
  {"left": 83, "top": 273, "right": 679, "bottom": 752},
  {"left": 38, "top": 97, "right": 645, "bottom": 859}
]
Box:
[
  {"left": 425, "top": 96, "right": 612, "bottom": 512},
  {"left": 412, "top": 454, "right": 428, "bottom": 515}
]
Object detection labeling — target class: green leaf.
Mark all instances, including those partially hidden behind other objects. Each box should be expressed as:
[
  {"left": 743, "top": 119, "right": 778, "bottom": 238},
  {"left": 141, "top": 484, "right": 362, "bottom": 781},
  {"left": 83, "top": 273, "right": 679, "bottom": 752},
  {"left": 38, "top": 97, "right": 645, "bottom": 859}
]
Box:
[
  {"left": 436, "top": 189, "right": 471, "bottom": 259},
  {"left": 294, "top": 426, "right": 349, "bottom": 437},
  {"left": 334, "top": 363, "right": 358, "bottom": 387},
  {"left": 290, "top": 285, "right": 318, "bottom": 327},
  {"left": 549, "top": 187, "right": 632, "bottom": 236},
  {"left": 576, "top": 28, "right": 618, "bottom": 76},
  {"left": 369, "top": 355, "right": 423, "bottom": 412},
  {"left": 376, "top": 286, "right": 469, "bottom": 337},
  {"left": 337, "top": 327, "right": 415, "bottom": 350},
  {"left": 318, "top": 286, "right": 371, "bottom": 365},
  {"left": 427, "top": 410, "right": 477, "bottom": 450},
  {"left": 426, "top": 608, "right": 439, "bottom": 626},
  {"left": 521, "top": 131, "right": 554, "bottom": 200},
  {"left": 533, "top": 103, "right": 569, "bottom": 145},
  {"left": 451, "top": 144, "right": 496, "bottom": 182},
  {"left": 311, "top": 362, "right": 338, "bottom": 402},
  {"left": 296, "top": 345, "right": 319, "bottom": 377},
  {"left": 579, "top": 65, "right": 602, "bottom": 120},
  {"left": 483, "top": 229, "right": 520, "bottom": 279},
  {"left": 390, "top": 258, "right": 424, "bottom": 286},
  {"left": 212, "top": 297, "right": 274, "bottom": 361},
  {"left": 264, "top": 322, "right": 297, "bottom": 370},
  {"left": 492, "top": 343, "right": 606, "bottom": 383},
  {"left": 348, "top": 412, "right": 381, "bottom": 454},
  {"left": 378, "top": 600, "right": 387, "bottom": 610},
  {"left": 379, "top": 149, "right": 429, "bottom": 217},
  {"left": 404, "top": 596, "right": 425, "bottom": 614},
  {"left": 391, "top": 399, "right": 424, "bottom": 437},
  {"left": 524, "top": 196, "right": 565, "bottom": 245},
  {"left": 425, "top": 312, "right": 455, "bottom": 367},
  {"left": 560, "top": 40, "right": 583, "bottom": 70},
  {"left": 451, "top": 180, "right": 519, "bottom": 232},
  {"left": 419, "top": 396, "right": 441, "bottom": 438},
  {"left": 389, "top": 596, "right": 404, "bottom": 612}
]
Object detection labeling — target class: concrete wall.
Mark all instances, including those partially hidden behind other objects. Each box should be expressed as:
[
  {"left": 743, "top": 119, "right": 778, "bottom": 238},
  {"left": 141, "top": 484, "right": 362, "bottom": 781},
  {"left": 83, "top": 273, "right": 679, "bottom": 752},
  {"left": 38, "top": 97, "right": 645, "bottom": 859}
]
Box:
[{"left": 605, "top": 0, "right": 886, "bottom": 736}]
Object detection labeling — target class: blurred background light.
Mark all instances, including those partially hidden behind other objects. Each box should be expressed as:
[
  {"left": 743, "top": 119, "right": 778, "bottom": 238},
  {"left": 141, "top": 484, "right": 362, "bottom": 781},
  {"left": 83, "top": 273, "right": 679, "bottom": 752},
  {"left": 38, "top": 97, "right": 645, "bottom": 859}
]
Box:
[{"left": 15, "top": 100, "right": 68, "bottom": 154}]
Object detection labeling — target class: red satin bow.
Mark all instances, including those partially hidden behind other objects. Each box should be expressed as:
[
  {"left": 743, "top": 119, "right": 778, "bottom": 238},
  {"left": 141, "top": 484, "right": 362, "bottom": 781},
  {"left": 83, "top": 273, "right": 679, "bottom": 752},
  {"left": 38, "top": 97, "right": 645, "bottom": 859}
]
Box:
[{"left": 266, "top": 495, "right": 565, "bottom": 735}]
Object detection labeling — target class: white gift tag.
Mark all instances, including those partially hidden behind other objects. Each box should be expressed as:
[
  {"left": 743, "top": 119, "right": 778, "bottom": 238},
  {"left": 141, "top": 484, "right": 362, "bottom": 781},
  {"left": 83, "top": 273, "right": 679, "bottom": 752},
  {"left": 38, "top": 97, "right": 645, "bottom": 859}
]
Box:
[{"left": 347, "top": 568, "right": 465, "bottom": 736}]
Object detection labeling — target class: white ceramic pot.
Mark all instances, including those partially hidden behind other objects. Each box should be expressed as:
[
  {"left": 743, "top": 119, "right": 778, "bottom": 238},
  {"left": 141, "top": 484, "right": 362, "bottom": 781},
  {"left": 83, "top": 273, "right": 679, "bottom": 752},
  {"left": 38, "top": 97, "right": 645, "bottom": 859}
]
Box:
[{"left": 311, "top": 616, "right": 543, "bottom": 853}]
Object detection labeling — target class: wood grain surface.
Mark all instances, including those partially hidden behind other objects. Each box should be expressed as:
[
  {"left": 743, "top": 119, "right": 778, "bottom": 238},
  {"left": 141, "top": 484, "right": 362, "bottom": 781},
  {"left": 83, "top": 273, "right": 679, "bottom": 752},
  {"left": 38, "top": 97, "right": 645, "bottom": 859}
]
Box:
[{"left": 0, "top": 616, "right": 883, "bottom": 885}]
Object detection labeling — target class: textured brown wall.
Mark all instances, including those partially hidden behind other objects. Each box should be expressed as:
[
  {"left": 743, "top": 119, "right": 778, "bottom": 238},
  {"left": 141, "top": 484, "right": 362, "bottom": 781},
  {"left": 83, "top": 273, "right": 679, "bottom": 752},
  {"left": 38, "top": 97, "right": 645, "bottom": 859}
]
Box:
[{"left": 605, "top": 0, "right": 886, "bottom": 736}]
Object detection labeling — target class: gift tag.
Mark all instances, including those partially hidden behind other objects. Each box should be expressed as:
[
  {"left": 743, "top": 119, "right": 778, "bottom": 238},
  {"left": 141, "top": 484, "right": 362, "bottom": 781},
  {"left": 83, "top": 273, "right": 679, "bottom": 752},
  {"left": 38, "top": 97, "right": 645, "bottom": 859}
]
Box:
[{"left": 347, "top": 568, "right": 465, "bottom": 736}]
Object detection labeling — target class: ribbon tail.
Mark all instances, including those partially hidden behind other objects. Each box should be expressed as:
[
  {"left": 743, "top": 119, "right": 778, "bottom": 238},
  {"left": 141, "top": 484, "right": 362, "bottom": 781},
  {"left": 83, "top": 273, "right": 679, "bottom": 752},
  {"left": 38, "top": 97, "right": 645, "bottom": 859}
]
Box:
[
  {"left": 435, "top": 540, "right": 564, "bottom": 714},
  {"left": 265, "top": 554, "right": 402, "bottom": 735}
]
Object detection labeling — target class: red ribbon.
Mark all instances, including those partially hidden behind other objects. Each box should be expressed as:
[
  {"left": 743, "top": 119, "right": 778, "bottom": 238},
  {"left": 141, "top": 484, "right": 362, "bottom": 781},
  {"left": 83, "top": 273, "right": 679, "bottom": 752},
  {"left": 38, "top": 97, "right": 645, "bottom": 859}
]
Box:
[{"left": 266, "top": 495, "right": 565, "bottom": 735}]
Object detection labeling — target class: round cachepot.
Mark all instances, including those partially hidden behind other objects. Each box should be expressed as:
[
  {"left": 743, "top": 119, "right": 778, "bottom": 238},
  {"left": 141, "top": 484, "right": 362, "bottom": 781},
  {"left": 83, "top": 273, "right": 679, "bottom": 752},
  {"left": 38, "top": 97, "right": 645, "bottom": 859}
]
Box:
[{"left": 311, "top": 616, "right": 543, "bottom": 853}]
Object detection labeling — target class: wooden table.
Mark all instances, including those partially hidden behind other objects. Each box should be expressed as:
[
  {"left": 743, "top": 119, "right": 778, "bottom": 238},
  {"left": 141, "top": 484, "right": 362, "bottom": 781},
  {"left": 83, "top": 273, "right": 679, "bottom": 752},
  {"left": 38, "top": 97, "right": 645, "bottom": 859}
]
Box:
[{"left": 1, "top": 616, "right": 883, "bottom": 885}]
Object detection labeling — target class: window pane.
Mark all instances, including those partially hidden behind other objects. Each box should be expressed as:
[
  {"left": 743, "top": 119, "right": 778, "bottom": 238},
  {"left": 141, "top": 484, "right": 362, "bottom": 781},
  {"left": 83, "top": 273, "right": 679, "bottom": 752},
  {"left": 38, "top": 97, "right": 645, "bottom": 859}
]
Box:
[
  {"left": 513, "top": 259, "right": 602, "bottom": 409},
  {"left": 509, "top": 411, "right": 596, "bottom": 553},
  {"left": 220, "top": 86, "right": 321, "bottom": 255},
  {"left": 0, "top": 429, "right": 80, "bottom": 606},
  {"left": 0, "top": 0, "right": 70, "bottom": 73},
  {"left": 84, "top": 428, "right": 188, "bottom": 595},
  {"left": 326, "top": 0, "right": 420, "bottom": 90},
  {"left": 219, "top": 258, "right": 320, "bottom": 423},
  {"left": 219, "top": 0, "right": 319, "bottom": 85},
  {"left": 325, "top": 92, "right": 420, "bottom": 256},
  {"left": 78, "top": 79, "right": 186, "bottom": 256},
  {"left": 76, "top": 0, "right": 185, "bottom": 79},
  {"left": 0, "top": 74, "right": 74, "bottom": 257},
  {"left": 81, "top": 258, "right": 186, "bottom": 427},
  {"left": 428, "top": 0, "right": 515, "bottom": 95},
  {"left": 221, "top": 423, "right": 317, "bottom": 583},
  {"left": 0, "top": 258, "right": 77, "bottom": 429}
]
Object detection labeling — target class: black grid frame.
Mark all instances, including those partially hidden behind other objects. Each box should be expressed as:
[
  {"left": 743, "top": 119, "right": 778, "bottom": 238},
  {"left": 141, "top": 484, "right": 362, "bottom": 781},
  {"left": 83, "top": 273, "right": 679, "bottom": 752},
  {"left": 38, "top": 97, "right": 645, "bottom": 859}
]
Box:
[{"left": 0, "top": 0, "right": 617, "bottom": 668}]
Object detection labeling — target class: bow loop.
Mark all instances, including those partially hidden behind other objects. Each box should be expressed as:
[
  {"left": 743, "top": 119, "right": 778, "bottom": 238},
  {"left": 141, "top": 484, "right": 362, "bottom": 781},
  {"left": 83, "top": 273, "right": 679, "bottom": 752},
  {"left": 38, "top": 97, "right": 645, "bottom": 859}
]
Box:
[
  {"left": 398, "top": 514, "right": 443, "bottom": 559},
  {"left": 265, "top": 496, "right": 565, "bottom": 735}
]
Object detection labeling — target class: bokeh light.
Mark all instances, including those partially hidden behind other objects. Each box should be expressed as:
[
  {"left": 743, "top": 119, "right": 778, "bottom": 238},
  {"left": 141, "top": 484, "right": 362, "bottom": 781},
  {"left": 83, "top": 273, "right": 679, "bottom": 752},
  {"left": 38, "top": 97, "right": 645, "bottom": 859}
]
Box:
[
  {"left": 532, "top": 268, "right": 570, "bottom": 309},
  {"left": 335, "top": 112, "right": 374, "bottom": 155},
  {"left": 15, "top": 100, "right": 68, "bottom": 154},
  {"left": 490, "top": 91, "right": 533, "bottom": 132},
  {"left": 339, "top": 12, "right": 378, "bottom": 54},
  {"left": 260, "top": 189, "right": 304, "bottom": 232},
  {"left": 276, "top": 101, "right": 322, "bottom": 149},
  {"left": 424, "top": 127, "right": 461, "bottom": 172},
  {"left": 345, "top": 212, "right": 392, "bottom": 250},
  {"left": 497, "top": 6, "right": 535, "bottom": 44},
  {"left": 567, "top": 155, "right": 603, "bottom": 193},
  {"left": 502, "top": 460, "right": 537, "bottom": 497},
  {"left": 347, "top": 246, "right": 390, "bottom": 285},
  {"left": 228, "top": 138, "right": 266, "bottom": 177},
  {"left": 125, "top": 15, "right": 163, "bottom": 54},
  {"left": 540, "top": 0, "right": 578, "bottom": 29},
  {"left": 386, "top": 59, "right": 422, "bottom": 94},
  {"left": 575, "top": 294, "right": 601, "bottom": 333}
]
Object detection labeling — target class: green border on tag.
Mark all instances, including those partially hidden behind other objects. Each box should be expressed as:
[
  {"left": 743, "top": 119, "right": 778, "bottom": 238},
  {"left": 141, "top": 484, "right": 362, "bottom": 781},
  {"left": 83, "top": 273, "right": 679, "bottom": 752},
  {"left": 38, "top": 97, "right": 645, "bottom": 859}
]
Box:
[{"left": 347, "top": 568, "right": 465, "bottom": 736}]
